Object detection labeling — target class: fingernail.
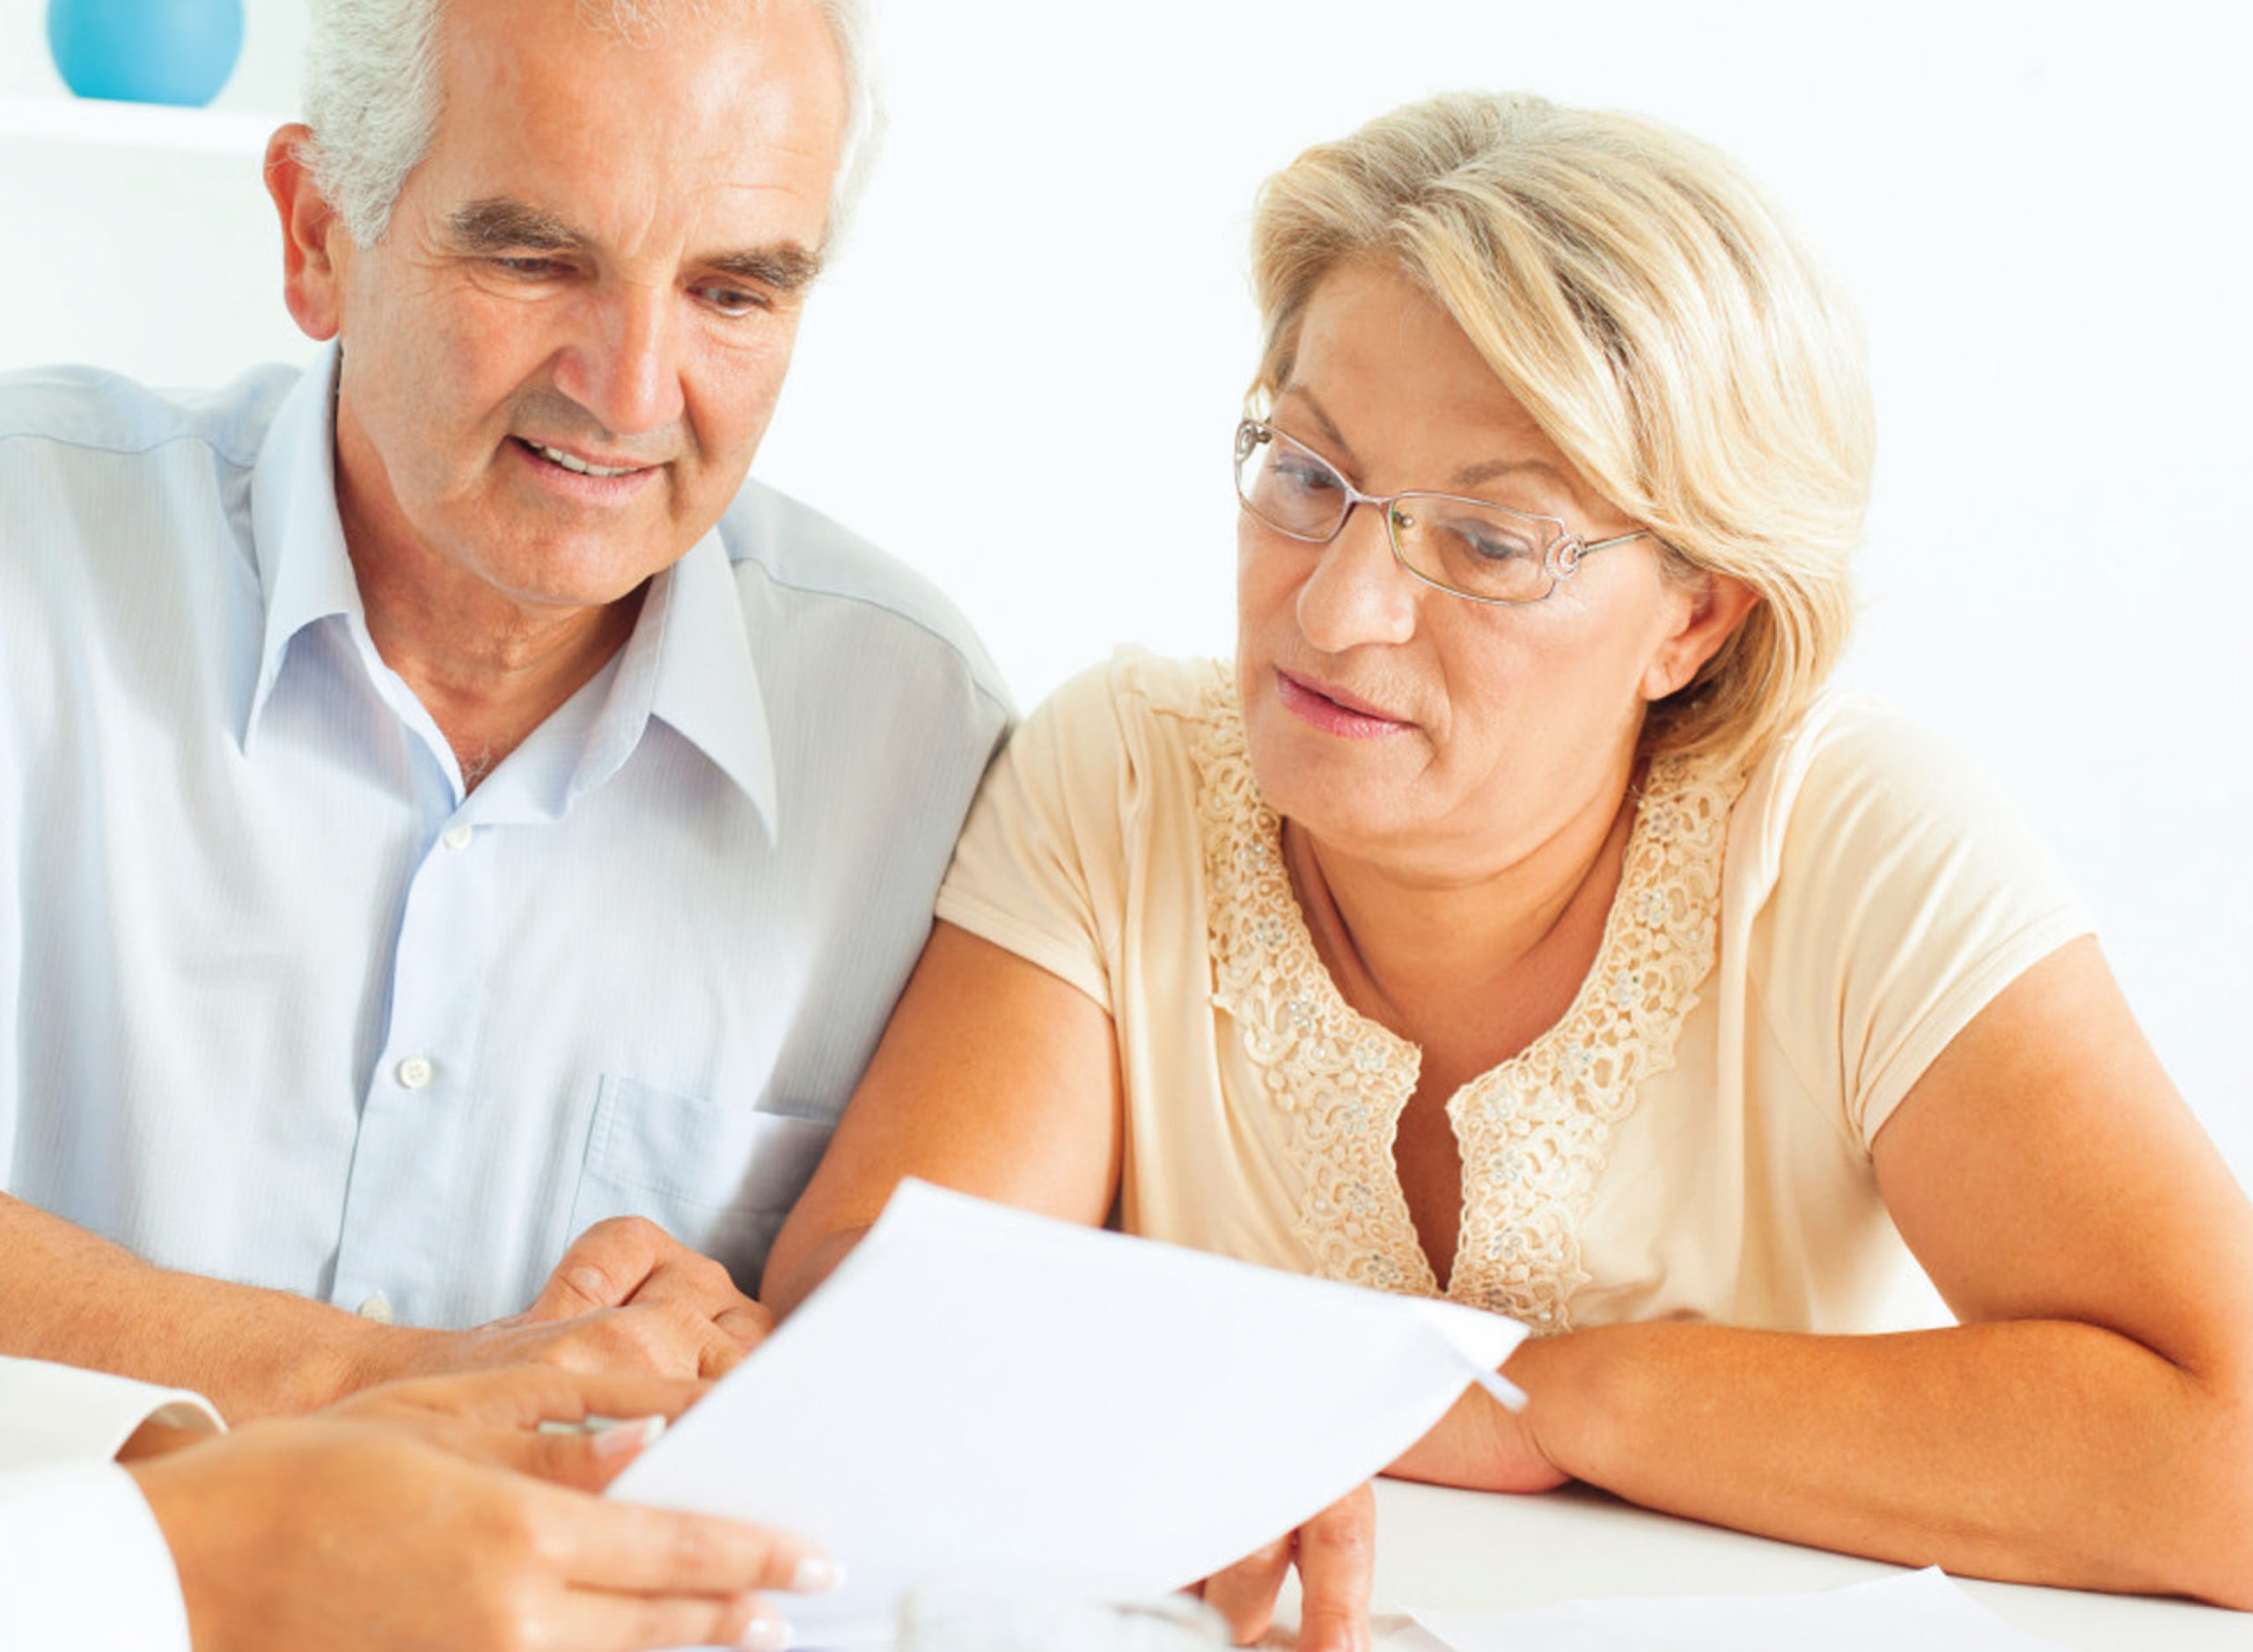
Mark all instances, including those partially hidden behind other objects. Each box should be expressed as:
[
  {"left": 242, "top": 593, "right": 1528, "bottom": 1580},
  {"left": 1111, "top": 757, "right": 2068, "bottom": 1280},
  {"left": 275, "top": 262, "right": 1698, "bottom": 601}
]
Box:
[
  {"left": 738, "top": 1611, "right": 790, "bottom": 1650},
  {"left": 592, "top": 1414, "right": 667, "bottom": 1457},
  {"left": 789, "top": 1554, "right": 845, "bottom": 1593}
]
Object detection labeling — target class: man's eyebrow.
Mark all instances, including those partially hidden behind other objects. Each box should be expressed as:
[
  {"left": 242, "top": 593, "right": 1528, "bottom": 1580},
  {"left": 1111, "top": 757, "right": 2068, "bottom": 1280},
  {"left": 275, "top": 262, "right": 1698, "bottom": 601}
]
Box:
[
  {"left": 441, "top": 202, "right": 822, "bottom": 295},
  {"left": 704, "top": 245, "right": 824, "bottom": 296},
  {"left": 444, "top": 199, "right": 585, "bottom": 253}
]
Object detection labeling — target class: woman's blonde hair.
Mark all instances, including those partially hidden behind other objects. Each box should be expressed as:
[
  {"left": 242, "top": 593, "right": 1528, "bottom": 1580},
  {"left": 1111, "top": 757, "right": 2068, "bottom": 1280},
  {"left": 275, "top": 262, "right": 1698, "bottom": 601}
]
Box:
[{"left": 1249, "top": 92, "right": 1874, "bottom": 767}]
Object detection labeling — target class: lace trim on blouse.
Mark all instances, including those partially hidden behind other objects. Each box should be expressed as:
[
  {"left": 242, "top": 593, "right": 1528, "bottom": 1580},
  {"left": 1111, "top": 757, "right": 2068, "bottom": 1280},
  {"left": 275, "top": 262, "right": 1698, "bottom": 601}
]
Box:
[{"left": 1195, "top": 664, "right": 1742, "bottom": 1332}]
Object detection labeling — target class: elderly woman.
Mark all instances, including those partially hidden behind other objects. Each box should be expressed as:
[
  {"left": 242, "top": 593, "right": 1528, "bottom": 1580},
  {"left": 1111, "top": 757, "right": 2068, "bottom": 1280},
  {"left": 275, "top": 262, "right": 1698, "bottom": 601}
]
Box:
[{"left": 765, "top": 92, "right": 2253, "bottom": 1647}]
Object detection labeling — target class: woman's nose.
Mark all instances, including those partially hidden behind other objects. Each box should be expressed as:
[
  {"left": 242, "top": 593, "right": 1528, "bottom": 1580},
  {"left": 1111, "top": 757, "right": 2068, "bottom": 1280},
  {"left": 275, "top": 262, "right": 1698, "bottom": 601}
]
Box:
[{"left": 1294, "top": 502, "right": 1419, "bottom": 652}]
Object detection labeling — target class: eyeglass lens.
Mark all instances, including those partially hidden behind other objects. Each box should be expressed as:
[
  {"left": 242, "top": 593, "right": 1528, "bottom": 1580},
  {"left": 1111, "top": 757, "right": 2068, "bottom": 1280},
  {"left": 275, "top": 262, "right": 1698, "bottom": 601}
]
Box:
[{"left": 1233, "top": 421, "right": 1565, "bottom": 604}]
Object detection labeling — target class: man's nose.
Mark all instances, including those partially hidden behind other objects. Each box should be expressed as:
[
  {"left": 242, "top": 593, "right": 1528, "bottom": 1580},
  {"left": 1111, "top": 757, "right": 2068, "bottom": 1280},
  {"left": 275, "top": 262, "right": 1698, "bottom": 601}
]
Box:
[
  {"left": 553, "top": 282, "right": 686, "bottom": 438},
  {"left": 1295, "top": 502, "right": 1419, "bottom": 652}
]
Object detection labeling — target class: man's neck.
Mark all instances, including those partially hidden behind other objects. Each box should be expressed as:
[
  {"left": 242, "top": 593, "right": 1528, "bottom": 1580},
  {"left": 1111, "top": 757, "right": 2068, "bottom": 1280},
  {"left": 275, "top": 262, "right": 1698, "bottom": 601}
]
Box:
[{"left": 347, "top": 532, "right": 648, "bottom": 793}]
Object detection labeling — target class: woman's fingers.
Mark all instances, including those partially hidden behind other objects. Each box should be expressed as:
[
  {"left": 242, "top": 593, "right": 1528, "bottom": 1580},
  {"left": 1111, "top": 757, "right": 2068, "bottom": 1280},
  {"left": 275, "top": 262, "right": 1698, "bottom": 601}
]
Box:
[
  {"left": 1200, "top": 1485, "right": 1376, "bottom": 1652},
  {"left": 1292, "top": 1485, "right": 1376, "bottom": 1652},
  {"left": 1198, "top": 1533, "right": 1295, "bottom": 1645}
]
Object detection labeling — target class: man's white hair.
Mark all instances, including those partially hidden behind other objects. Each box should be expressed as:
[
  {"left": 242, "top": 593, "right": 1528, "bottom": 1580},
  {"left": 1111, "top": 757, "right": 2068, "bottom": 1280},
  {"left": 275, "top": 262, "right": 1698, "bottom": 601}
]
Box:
[{"left": 298, "top": 0, "right": 880, "bottom": 250}]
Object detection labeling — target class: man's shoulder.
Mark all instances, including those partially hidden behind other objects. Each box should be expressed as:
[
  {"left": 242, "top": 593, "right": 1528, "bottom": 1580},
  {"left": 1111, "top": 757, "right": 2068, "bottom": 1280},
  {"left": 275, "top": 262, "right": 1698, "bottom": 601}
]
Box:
[
  {"left": 0, "top": 362, "right": 303, "bottom": 472},
  {"left": 713, "top": 476, "right": 1010, "bottom": 710}
]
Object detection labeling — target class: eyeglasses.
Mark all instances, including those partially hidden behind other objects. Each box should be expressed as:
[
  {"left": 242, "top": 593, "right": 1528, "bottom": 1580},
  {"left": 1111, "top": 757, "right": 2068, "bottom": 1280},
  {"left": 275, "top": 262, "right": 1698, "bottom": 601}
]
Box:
[{"left": 1232, "top": 418, "right": 1649, "bottom": 606}]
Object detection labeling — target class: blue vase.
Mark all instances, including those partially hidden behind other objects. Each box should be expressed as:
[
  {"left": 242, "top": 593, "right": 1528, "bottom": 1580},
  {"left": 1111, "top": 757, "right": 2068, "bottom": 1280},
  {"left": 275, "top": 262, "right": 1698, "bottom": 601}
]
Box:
[{"left": 48, "top": 0, "right": 246, "bottom": 108}]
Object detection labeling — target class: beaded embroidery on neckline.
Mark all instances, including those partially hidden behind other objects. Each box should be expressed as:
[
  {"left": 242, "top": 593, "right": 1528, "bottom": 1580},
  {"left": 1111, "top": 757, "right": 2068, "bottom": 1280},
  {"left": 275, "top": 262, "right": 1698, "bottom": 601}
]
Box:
[{"left": 1194, "top": 662, "right": 1743, "bottom": 1333}]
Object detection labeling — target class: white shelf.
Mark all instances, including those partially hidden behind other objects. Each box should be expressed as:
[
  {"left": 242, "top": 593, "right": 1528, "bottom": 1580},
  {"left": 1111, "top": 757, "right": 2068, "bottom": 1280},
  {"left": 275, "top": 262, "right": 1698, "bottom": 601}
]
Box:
[{"left": 0, "top": 93, "right": 284, "bottom": 156}]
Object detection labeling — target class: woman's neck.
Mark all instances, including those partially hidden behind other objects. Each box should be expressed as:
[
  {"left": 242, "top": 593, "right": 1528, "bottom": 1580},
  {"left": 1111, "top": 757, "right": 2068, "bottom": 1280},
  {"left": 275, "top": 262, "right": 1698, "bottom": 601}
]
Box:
[{"left": 1283, "top": 766, "right": 1643, "bottom": 1073}]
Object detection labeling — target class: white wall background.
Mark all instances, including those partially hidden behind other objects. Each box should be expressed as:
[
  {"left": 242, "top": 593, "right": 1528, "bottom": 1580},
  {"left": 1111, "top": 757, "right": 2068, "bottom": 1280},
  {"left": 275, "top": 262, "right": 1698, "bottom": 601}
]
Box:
[{"left": 4, "top": 2, "right": 2247, "bottom": 1194}]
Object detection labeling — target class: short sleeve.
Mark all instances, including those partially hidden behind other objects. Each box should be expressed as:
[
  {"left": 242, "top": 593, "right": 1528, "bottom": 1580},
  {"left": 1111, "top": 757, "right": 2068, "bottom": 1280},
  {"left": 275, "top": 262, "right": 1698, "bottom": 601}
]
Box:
[
  {"left": 1752, "top": 704, "right": 2095, "bottom": 1150},
  {"left": 934, "top": 653, "right": 1165, "bottom": 1013}
]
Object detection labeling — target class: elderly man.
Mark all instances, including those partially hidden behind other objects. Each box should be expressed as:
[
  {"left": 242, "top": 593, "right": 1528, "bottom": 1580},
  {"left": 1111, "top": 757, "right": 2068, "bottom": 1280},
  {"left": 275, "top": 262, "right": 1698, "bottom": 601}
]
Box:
[{"left": 0, "top": 0, "right": 1007, "bottom": 1422}]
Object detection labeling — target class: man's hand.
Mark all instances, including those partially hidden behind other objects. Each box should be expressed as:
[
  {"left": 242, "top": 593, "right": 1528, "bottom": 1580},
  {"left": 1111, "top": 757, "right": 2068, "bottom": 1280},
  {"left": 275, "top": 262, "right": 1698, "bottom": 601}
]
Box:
[
  {"left": 376, "top": 1218, "right": 773, "bottom": 1391},
  {"left": 128, "top": 1366, "right": 835, "bottom": 1652},
  {"left": 1194, "top": 1482, "right": 1375, "bottom": 1652}
]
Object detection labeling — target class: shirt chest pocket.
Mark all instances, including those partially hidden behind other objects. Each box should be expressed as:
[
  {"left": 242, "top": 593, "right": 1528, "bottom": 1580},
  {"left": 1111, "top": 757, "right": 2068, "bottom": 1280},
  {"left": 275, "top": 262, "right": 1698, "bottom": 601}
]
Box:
[{"left": 569, "top": 1076, "right": 835, "bottom": 1290}]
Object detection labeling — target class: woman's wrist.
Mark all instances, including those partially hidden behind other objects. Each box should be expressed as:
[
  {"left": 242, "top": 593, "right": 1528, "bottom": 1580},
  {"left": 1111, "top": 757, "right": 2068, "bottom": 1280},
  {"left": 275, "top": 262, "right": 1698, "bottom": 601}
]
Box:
[{"left": 1501, "top": 1326, "right": 1624, "bottom": 1489}]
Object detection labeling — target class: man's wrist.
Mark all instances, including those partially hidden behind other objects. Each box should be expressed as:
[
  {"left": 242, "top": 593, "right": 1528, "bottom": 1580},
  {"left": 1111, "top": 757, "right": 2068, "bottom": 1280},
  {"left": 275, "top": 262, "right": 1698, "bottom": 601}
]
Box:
[{"left": 314, "top": 1316, "right": 447, "bottom": 1410}]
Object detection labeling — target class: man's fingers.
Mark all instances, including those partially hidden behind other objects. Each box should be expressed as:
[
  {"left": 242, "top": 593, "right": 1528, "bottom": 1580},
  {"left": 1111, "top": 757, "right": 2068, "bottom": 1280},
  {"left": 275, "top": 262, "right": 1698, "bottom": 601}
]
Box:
[
  {"left": 352, "top": 1365, "right": 709, "bottom": 1436},
  {"left": 714, "top": 1299, "right": 777, "bottom": 1351},
  {"left": 1293, "top": 1486, "right": 1376, "bottom": 1652},
  {"left": 525, "top": 1217, "right": 679, "bottom": 1321},
  {"left": 510, "top": 1303, "right": 744, "bottom": 1384},
  {"left": 1199, "top": 1538, "right": 1293, "bottom": 1646}
]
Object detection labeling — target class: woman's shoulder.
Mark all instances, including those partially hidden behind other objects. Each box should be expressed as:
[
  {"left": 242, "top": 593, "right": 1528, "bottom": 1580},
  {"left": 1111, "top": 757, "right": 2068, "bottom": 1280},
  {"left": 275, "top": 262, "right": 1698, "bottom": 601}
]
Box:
[
  {"left": 974, "top": 649, "right": 1235, "bottom": 831},
  {"left": 1728, "top": 686, "right": 2044, "bottom": 891},
  {"left": 1720, "top": 686, "right": 2093, "bottom": 1144},
  {"left": 1014, "top": 649, "right": 1233, "bottom": 769},
  {"left": 1038, "top": 648, "right": 1230, "bottom": 724}
]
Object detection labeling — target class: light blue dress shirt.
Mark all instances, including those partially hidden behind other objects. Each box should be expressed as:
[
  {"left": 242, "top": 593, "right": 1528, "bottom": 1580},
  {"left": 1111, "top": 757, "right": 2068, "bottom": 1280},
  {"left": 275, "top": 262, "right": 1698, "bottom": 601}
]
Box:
[{"left": 0, "top": 349, "right": 1010, "bottom": 1329}]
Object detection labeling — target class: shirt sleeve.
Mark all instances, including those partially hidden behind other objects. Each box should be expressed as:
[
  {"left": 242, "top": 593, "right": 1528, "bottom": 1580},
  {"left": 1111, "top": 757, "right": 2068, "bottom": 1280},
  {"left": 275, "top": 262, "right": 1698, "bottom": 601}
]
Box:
[
  {"left": 0, "top": 1357, "right": 220, "bottom": 1652},
  {"left": 0, "top": 1461, "right": 196, "bottom": 1652},
  {"left": 934, "top": 655, "right": 1151, "bottom": 1012},
  {"left": 0, "top": 1355, "right": 224, "bottom": 1471},
  {"left": 1755, "top": 704, "right": 2096, "bottom": 1151}
]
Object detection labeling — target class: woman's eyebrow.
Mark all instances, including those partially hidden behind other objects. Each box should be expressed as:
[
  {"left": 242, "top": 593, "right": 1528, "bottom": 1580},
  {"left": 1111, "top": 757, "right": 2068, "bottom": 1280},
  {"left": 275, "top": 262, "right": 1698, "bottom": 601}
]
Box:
[
  {"left": 1277, "top": 387, "right": 1361, "bottom": 472},
  {"left": 1452, "top": 454, "right": 1572, "bottom": 494},
  {"left": 1282, "top": 385, "right": 1569, "bottom": 496}
]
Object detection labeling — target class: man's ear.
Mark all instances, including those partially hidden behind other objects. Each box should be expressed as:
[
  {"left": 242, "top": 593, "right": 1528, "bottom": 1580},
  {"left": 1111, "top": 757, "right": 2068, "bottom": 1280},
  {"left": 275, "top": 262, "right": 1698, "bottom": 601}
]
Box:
[
  {"left": 1642, "top": 569, "right": 1760, "bottom": 702},
  {"left": 265, "top": 124, "right": 348, "bottom": 343}
]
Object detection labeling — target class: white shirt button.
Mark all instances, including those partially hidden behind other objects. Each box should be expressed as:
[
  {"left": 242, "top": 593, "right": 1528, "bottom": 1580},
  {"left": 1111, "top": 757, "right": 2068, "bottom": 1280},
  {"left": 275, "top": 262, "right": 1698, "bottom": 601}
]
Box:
[
  {"left": 441, "top": 825, "right": 473, "bottom": 850},
  {"left": 356, "top": 1293, "right": 394, "bottom": 1323},
  {"left": 395, "top": 1054, "right": 435, "bottom": 1090}
]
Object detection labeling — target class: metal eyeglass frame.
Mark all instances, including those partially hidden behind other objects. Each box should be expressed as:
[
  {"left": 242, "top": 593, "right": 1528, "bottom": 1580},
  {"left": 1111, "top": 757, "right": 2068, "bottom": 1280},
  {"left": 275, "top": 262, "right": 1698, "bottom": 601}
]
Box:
[{"left": 1233, "top": 417, "right": 1649, "bottom": 606}]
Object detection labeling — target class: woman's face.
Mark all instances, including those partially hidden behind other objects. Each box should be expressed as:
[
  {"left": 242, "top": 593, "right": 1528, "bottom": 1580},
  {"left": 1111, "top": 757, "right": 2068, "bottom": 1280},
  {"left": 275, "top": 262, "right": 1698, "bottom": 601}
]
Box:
[{"left": 1235, "top": 261, "right": 1742, "bottom": 883}]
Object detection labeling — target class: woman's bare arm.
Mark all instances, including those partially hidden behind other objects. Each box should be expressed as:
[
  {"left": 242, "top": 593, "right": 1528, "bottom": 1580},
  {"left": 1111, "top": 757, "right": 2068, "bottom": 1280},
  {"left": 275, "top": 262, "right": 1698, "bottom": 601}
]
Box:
[
  {"left": 1390, "top": 936, "right": 2253, "bottom": 1607},
  {"left": 761, "top": 921, "right": 1126, "bottom": 1316}
]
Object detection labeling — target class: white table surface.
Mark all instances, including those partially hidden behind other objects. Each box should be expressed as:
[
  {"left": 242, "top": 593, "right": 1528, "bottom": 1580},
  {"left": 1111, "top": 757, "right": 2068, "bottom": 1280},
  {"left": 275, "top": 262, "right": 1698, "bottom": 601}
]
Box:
[{"left": 1346, "top": 1479, "right": 2252, "bottom": 1651}]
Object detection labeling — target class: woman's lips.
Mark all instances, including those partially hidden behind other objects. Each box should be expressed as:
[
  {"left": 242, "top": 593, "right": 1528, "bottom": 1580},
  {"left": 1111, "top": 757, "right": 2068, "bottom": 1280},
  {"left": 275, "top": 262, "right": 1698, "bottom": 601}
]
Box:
[{"left": 1274, "top": 668, "right": 1413, "bottom": 739}]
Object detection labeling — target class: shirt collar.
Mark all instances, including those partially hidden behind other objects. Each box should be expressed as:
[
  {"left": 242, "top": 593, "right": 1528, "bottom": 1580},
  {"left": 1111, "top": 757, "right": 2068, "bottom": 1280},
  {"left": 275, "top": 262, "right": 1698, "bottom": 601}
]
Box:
[
  {"left": 244, "top": 342, "right": 363, "bottom": 749},
  {"left": 240, "top": 343, "right": 776, "bottom": 828},
  {"left": 570, "top": 529, "right": 778, "bottom": 832}
]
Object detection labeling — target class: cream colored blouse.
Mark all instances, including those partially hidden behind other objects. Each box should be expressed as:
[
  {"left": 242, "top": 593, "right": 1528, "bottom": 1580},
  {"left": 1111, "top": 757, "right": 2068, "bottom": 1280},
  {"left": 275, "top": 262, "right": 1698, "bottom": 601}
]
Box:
[{"left": 936, "top": 652, "right": 2091, "bottom": 1335}]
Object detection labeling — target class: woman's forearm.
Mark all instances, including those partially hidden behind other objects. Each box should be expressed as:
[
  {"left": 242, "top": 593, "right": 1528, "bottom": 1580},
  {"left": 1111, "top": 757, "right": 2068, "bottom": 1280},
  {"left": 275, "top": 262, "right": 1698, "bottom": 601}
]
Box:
[{"left": 1392, "top": 1318, "right": 2253, "bottom": 1609}]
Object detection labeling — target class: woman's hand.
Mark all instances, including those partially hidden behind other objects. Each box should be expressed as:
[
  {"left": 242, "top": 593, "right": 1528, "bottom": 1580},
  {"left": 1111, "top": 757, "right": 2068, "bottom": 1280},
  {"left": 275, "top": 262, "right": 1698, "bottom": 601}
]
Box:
[
  {"left": 1384, "top": 1344, "right": 1569, "bottom": 1494},
  {"left": 1193, "top": 1482, "right": 1375, "bottom": 1651},
  {"left": 129, "top": 1366, "right": 836, "bottom": 1652}
]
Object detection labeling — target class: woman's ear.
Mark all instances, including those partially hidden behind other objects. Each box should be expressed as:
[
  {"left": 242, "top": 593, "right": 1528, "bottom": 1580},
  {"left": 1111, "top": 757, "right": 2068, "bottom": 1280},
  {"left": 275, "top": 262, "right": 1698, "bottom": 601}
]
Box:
[
  {"left": 1643, "top": 570, "right": 1760, "bottom": 702},
  {"left": 264, "top": 125, "right": 348, "bottom": 343}
]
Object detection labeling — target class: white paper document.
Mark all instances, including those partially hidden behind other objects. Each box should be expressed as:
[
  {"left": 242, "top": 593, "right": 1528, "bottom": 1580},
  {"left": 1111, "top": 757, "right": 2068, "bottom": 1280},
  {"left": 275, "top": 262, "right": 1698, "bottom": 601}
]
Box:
[
  {"left": 1409, "top": 1567, "right": 2071, "bottom": 1652},
  {"left": 610, "top": 1179, "right": 1526, "bottom": 1646}
]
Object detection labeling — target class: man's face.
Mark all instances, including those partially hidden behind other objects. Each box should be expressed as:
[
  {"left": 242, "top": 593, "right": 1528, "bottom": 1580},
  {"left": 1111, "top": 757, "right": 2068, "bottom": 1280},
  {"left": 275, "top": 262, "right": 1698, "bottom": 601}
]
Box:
[{"left": 302, "top": 0, "right": 845, "bottom": 624}]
